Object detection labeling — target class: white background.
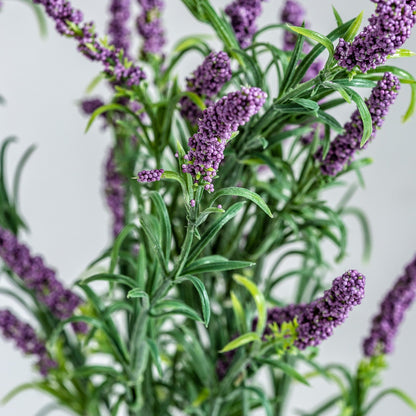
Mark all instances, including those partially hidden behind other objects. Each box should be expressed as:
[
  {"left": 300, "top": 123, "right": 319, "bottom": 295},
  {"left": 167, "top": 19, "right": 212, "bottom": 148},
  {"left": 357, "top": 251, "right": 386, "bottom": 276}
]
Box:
[{"left": 0, "top": 0, "right": 416, "bottom": 415}]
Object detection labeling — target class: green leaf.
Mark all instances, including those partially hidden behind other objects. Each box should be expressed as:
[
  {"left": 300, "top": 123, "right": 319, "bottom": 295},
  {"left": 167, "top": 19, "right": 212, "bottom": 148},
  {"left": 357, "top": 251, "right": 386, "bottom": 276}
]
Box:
[
  {"left": 291, "top": 98, "right": 320, "bottom": 112},
  {"left": 173, "top": 34, "right": 212, "bottom": 53},
  {"left": 364, "top": 388, "right": 416, "bottom": 414},
  {"left": 109, "top": 223, "right": 138, "bottom": 273},
  {"left": 181, "top": 91, "right": 206, "bottom": 110},
  {"left": 220, "top": 332, "right": 260, "bottom": 353},
  {"left": 146, "top": 338, "right": 163, "bottom": 377},
  {"left": 316, "top": 109, "right": 345, "bottom": 134},
  {"left": 342, "top": 11, "right": 364, "bottom": 42},
  {"left": 233, "top": 275, "right": 266, "bottom": 336},
  {"left": 183, "top": 260, "right": 255, "bottom": 275},
  {"left": 242, "top": 386, "right": 273, "bottom": 416},
  {"left": 187, "top": 201, "right": 245, "bottom": 264},
  {"left": 211, "top": 187, "right": 273, "bottom": 218},
  {"left": 388, "top": 48, "right": 416, "bottom": 58},
  {"left": 79, "top": 272, "right": 137, "bottom": 289},
  {"left": 12, "top": 144, "right": 36, "bottom": 208},
  {"left": 195, "top": 207, "right": 225, "bottom": 227},
  {"left": 149, "top": 192, "right": 172, "bottom": 262},
  {"left": 161, "top": 170, "right": 188, "bottom": 199},
  {"left": 257, "top": 358, "right": 310, "bottom": 386},
  {"left": 286, "top": 25, "right": 334, "bottom": 56},
  {"left": 231, "top": 291, "right": 247, "bottom": 333},
  {"left": 18, "top": 0, "right": 47, "bottom": 37},
  {"left": 175, "top": 275, "right": 211, "bottom": 326},
  {"left": 151, "top": 299, "right": 204, "bottom": 323},
  {"left": 127, "top": 289, "right": 150, "bottom": 305},
  {"left": 323, "top": 81, "right": 352, "bottom": 103},
  {"left": 85, "top": 73, "right": 106, "bottom": 93},
  {"left": 332, "top": 6, "right": 343, "bottom": 27}
]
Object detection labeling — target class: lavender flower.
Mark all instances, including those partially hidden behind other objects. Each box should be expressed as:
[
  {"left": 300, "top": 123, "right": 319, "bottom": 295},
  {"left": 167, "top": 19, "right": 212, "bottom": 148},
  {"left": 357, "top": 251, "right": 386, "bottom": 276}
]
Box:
[
  {"left": 180, "top": 51, "right": 232, "bottom": 125},
  {"left": 105, "top": 149, "right": 126, "bottom": 237},
  {"left": 182, "top": 87, "right": 267, "bottom": 192},
  {"left": 335, "top": 0, "right": 416, "bottom": 72},
  {"left": 108, "top": 0, "right": 131, "bottom": 55},
  {"left": 280, "top": 0, "right": 323, "bottom": 81},
  {"left": 363, "top": 255, "right": 416, "bottom": 356},
  {"left": 136, "top": 0, "right": 165, "bottom": 55},
  {"left": 81, "top": 98, "right": 104, "bottom": 115},
  {"left": 32, "top": 0, "right": 145, "bottom": 86},
  {"left": 0, "top": 309, "right": 57, "bottom": 376},
  {"left": 262, "top": 270, "right": 365, "bottom": 349},
  {"left": 318, "top": 72, "right": 400, "bottom": 176},
  {"left": 0, "top": 227, "right": 84, "bottom": 326},
  {"left": 225, "top": 0, "right": 266, "bottom": 48},
  {"left": 137, "top": 169, "right": 164, "bottom": 182}
]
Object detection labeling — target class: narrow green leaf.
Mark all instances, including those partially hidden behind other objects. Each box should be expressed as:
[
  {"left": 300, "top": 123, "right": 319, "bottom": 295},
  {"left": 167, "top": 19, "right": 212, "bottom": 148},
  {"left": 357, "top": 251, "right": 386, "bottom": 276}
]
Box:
[
  {"left": 187, "top": 201, "right": 245, "bottom": 264},
  {"left": 211, "top": 187, "right": 273, "bottom": 218},
  {"left": 257, "top": 358, "right": 310, "bottom": 386},
  {"left": 231, "top": 291, "right": 247, "bottom": 334},
  {"left": 243, "top": 386, "right": 273, "bottom": 416},
  {"left": 291, "top": 98, "right": 320, "bottom": 112},
  {"left": 364, "top": 388, "right": 416, "bottom": 414},
  {"left": 173, "top": 35, "right": 212, "bottom": 53},
  {"left": 286, "top": 25, "right": 334, "bottom": 56},
  {"left": 332, "top": 6, "right": 343, "bottom": 27},
  {"left": 109, "top": 223, "right": 138, "bottom": 273},
  {"left": 181, "top": 91, "right": 206, "bottom": 110},
  {"left": 316, "top": 109, "right": 345, "bottom": 134},
  {"left": 127, "top": 289, "right": 150, "bottom": 304},
  {"left": 195, "top": 207, "right": 225, "bottom": 227},
  {"left": 233, "top": 275, "right": 266, "bottom": 336},
  {"left": 342, "top": 11, "right": 364, "bottom": 42},
  {"left": 175, "top": 275, "right": 211, "bottom": 326},
  {"left": 85, "top": 73, "right": 106, "bottom": 93},
  {"left": 146, "top": 338, "right": 163, "bottom": 377},
  {"left": 79, "top": 272, "right": 137, "bottom": 289},
  {"left": 220, "top": 332, "right": 260, "bottom": 353},
  {"left": 151, "top": 299, "right": 203, "bottom": 323},
  {"left": 388, "top": 48, "right": 416, "bottom": 58},
  {"left": 18, "top": 0, "right": 47, "bottom": 37},
  {"left": 73, "top": 365, "right": 121, "bottom": 379},
  {"left": 184, "top": 260, "right": 254, "bottom": 275},
  {"left": 323, "top": 81, "right": 352, "bottom": 103}
]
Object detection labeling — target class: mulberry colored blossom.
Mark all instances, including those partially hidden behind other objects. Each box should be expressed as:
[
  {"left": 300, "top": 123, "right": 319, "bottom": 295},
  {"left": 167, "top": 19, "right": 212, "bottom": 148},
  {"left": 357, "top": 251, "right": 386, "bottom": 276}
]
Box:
[
  {"left": 225, "top": 0, "right": 266, "bottom": 48},
  {"left": 318, "top": 72, "right": 400, "bottom": 176},
  {"left": 81, "top": 98, "right": 104, "bottom": 115},
  {"left": 108, "top": 0, "right": 131, "bottom": 55},
  {"left": 335, "top": 0, "right": 416, "bottom": 72},
  {"left": 0, "top": 227, "right": 85, "bottom": 327},
  {"left": 261, "top": 270, "right": 365, "bottom": 349},
  {"left": 32, "top": 0, "right": 145, "bottom": 86},
  {"left": 105, "top": 149, "right": 126, "bottom": 237},
  {"left": 280, "top": 0, "right": 323, "bottom": 81},
  {"left": 0, "top": 309, "right": 57, "bottom": 376},
  {"left": 137, "top": 169, "right": 164, "bottom": 182},
  {"left": 136, "top": 0, "right": 165, "bottom": 55},
  {"left": 182, "top": 87, "right": 267, "bottom": 192},
  {"left": 363, "top": 255, "right": 416, "bottom": 356},
  {"left": 180, "top": 51, "right": 232, "bottom": 125}
]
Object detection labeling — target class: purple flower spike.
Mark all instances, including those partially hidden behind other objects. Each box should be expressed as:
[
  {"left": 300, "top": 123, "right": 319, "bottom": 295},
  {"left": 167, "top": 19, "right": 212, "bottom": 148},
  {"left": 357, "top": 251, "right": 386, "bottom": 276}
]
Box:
[
  {"left": 180, "top": 51, "right": 232, "bottom": 125},
  {"left": 261, "top": 270, "right": 365, "bottom": 349},
  {"left": 280, "top": 0, "right": 323, "bottom": 81},
  {"left": 136, "top": 0, "right": 165, "bottom": 55},
  {"left": 182, "top": 87, "right": 267, "bottom": 192},
  {"left": 225, "top": 0, "right": 266, "bottom": 48},
  {"left": 335, "top": 0, "right": 416, "bottom": 73},
  {"left": 108, "top": 0, "right": 131, "bottom": 55},
  {"left": 137, "top": 169, "right": 164, "bottom": 183},
  {"left": 363, "top": 255, "right": 416, "bottom": 357},
  {"left": 0, "top": 227, "right": 84, "bottom": 327},
  {"left": 105, "top": 148, "right": 126, "bottom": 237},
  {"left": 81, "top": 98, "right": 105, "bottom": 115},
  {"left": 32, "top": 0, "right": 146, "bottom": 87},
  {"left": 0, "top": 309, "right": 57, "bottom": 376},
  {"left": 318, "top": 72, "right": 400, "bottom": 176}
]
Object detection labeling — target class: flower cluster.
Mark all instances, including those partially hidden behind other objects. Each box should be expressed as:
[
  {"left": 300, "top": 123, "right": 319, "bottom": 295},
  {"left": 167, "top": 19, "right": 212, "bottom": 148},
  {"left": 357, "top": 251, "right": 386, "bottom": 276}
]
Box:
[
  {"left": 81, "top": 98, "right": 105, "bottom": 115},
  {"left": 280, "top": 0, "right": 323, "bottom": 81},
  {"left": 262, "top": 270, "right": 365, "bottom": 349},
  {"left": 225, "top": 0, "right": 266, "bottom": 48},
  {"left": 180, "top": 51, "right": 232, "bottom": 125},
  {"left": 136, "top": 0, "right": 165, "bottom": 55},
  {"left": 318, "top": 72, "right": 400, "bottom": 176},
  {"left": 363, "top": 255, "right": 416, "bottom": 356},
  {"left": 335, "top": 0, "right": 416, "bottom": 72},
  {"left": 0, "top": 227, "right": 85, "bottom": 326},
  {"left": 105, "top": 149, "right": 126, "bottom": 237},
  {"left": 137, "top": 169, "right": 164, "bottom": 183},
  {"left": 32, "top": 0, "right": 145, "bottom": 86},
  {"left": 182, "top": 87, "right": 267, "bottom": 192},
  {"left": 108, "top": 0, "right": 131, "bottom": 55},
  {"left": 0, "top": 310, "right": 57, "bottom": 376}
]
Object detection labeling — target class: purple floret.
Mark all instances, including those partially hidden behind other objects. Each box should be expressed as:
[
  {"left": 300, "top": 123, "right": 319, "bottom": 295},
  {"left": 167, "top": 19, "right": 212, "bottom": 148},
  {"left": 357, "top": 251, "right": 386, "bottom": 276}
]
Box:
[
  {"left": 105, "top": 148, "right": 126, "bottom": 237},
  {"left": 261, "top": 270, "right": 365, "bottom": 349},
  {"left": 280, "top": 0, "right": 323, "bottom": 81},
  {"left": 0, "top": 309, "right": 57, "bottom": 376},
  {"left": 335, "top": 0, "right": 416, "bottom": 73},
  {"left": 225, "top": 0, "right": 266, "bottom": 48},
  {"left": 180, "top": 51, "right": 232, "bottom": 125},
  {"left": 137, "top": 169, "right": 164, "bottom": 182},
  {"left": 32, "top": 0, "right": 145, "bottom": 87},
  {"left": 0, "top": 227, "right": 85, "bottom": 329},
  {"left": 136, "top": 0, "right": 165, "bottom": 55},
  {"left": 81, "top": 98, "right": 104, "bottom": 115},
  {"left": 317, "top": 72, "right": 400, "bottom": 176},
  {"left": 363, "top": 255, "right": 416, "bottom": 356},
  {"left": 182, "top": 87, "right": 267, "bottom": 192},
  {"left": 108, "top": 0, "right": 131, "bottom": 55}
]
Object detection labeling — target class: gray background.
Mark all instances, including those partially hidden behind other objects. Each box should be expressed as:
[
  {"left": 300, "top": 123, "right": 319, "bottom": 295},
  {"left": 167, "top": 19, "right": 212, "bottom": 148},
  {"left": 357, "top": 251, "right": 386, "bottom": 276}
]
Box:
[{"left": 0, "top": 0, "right": 416, "bottom": 414}]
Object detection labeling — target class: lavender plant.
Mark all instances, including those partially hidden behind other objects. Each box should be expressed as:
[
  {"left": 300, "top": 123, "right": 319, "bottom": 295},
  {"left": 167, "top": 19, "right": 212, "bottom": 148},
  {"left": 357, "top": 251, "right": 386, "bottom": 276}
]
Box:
[{"left": 1, "top": 0, "right": 416, "bottom": 415}]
